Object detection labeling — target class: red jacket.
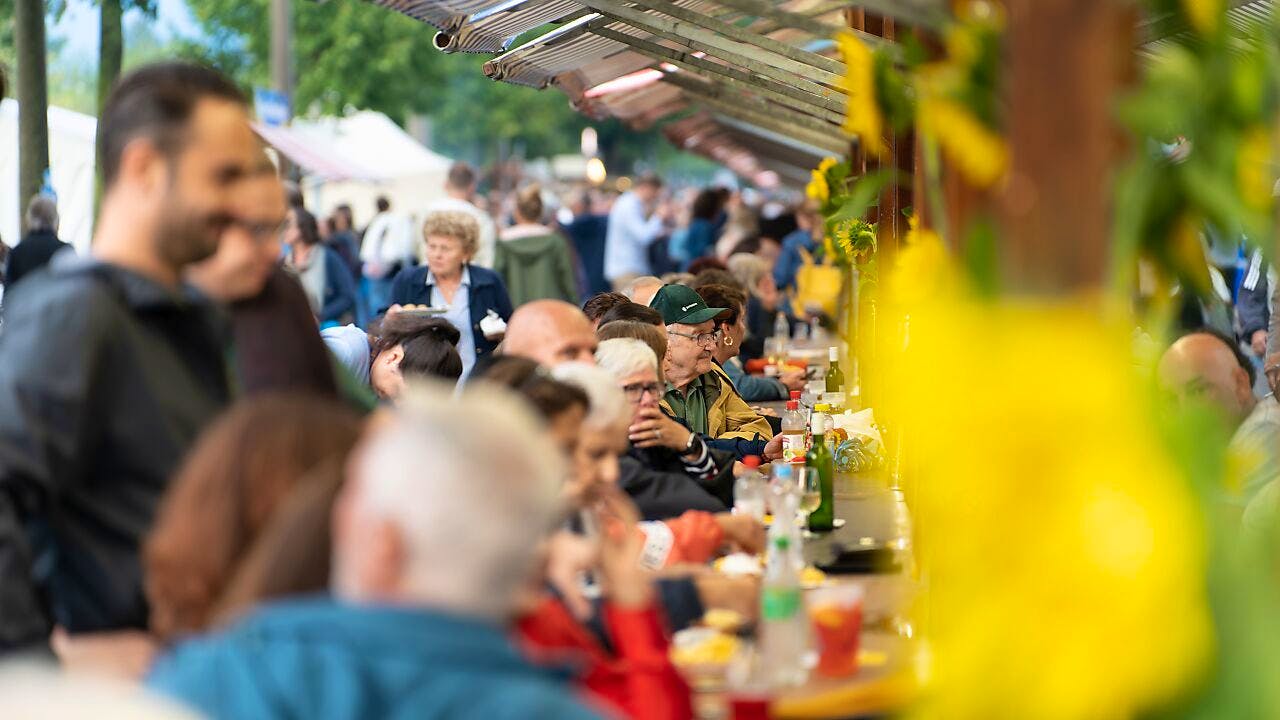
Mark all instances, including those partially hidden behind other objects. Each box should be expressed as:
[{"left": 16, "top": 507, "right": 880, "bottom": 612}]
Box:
[{"left": 516, "top": 597, "right": 693, "bottom": 720}]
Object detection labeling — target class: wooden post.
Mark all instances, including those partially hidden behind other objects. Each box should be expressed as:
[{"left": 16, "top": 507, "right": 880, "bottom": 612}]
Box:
[{"left": 998, "top": 0, "right": 1136, "bottom": 293}]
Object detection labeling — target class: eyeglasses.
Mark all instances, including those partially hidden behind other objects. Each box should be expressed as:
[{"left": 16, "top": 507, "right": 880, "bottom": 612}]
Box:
[
  {"left": 667, "top": 328, "right": 722, "bottom": 348},
  {"left": 622, "top": 379, "right": 665, "bottom": 399},
  {"left": 230, "top": 218, "right": 288, "bottom": 244},
  {"left": 621, "top": 381, "right": 664, "bottom": 402}
]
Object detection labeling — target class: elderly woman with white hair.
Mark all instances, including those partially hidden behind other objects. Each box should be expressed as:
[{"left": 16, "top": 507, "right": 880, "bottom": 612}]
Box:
[
  {"left": 588, "top": 339, "right": 744, "bottom": 519},
  {"left": 552, "top": 358, "right": 763, "bottom": 557}
]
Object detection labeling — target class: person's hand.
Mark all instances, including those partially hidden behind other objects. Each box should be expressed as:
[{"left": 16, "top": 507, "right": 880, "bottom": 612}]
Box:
[
  {"left": 363, "top": 261, "right": 387, "bottom": 280},
  {"left": 751, "top": 405, "right": 779, "bottom": 419},
  {"left": 543, "top": 530, "right": 599, "bottom": 621},
  {"left": 629, "top": 406, "right": 693, "bottom": 453},
  {"left": 779, "top": 366, "right": 807, "bottom": 392},
  {"left": 763, "top": 434, "right": 784, "bottom": 461},
  {"left": 592, "top": 487, "right": 654, "bottom": 609},
  {"left": 714, "top": 513, "right": 766, "bottom": 555},
  {"left": 692, "top": 572, "right": 760, "bottom": 623},
  {"left": 50, "top": 627, "right": 158, "bottom": 680},
  {"left": 1252, "top": 329, "right": 1268, "bottom": 357},
  {"left": 1265, "top": 352, "right": 1280, "bottom": 398}
]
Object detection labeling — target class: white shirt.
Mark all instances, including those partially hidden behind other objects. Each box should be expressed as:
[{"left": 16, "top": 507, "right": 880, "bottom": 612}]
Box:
[
  {"left": 604, "top": 191, "right": 665, "bottom": 281},
  {"left": 360, "top": 211, "right": 415, "bottom": 266},
  {"left": 424, "top": 198, "right": 497, "bottom": 270}
]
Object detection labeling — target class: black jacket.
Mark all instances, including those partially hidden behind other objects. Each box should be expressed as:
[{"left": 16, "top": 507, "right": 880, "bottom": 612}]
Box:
[
  {"left": 389, "top": 264, "right": 514, "bottom": 361},
  {"left": 3, "top": 229, "right": 72, "bottom": 289},
  {"left": 0, "top": 257, "right": 231, "bottom": 649},
  {"left": 618, "top": 444, "right": 735, "bottom": 522}
]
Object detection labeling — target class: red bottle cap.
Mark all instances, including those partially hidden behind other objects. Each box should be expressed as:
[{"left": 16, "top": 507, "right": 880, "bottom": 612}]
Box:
[
  {"left": 786, "top": 401, "right": 799, "bottom": 410},
  {"left": 742, "top": 455, "right": 761, "bottom": 469},
  {"left": 790, "top": 390, "right": 801, "bottom": 400}
]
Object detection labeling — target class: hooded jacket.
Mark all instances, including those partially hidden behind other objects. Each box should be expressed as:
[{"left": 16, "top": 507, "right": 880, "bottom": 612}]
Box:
[{"left": 495, "top": 225, "right": 580, "bottom": 307}]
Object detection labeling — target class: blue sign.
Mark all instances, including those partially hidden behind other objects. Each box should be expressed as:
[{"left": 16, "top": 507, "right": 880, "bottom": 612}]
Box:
[{"left": 254, "top": 88, "right": 290, "bottom": 127}]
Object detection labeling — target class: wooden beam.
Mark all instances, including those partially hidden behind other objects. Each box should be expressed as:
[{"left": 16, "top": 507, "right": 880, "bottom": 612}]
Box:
[
  {"left": 576, "top": 0, "right": 845, "bottom": 86},
  {"left": 589, "top": 24, "right": 847, "bottom": 111},
  {"left": 703, "top": 0, "right": 847, "bottom": 39},
  {"left": 659, "top": 70, "right": 847, "bottom": 125},
  {"left": 628, "top": 0, "right": 854, "bottom": 74},
  {"left": 998, "top": 0, "right": 1137, "bottom": 292}
]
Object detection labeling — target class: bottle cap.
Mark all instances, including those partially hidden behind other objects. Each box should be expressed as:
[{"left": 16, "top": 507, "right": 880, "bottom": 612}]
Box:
[
  {"left": 829, "top": 346, "right": 839, "bottom": 362},
  {"left": 742, "top": 455, "right": 761, "bottom": 469},
  {"left": 786, "top": 400, "right": 798, "bottom": 411},
  {"left": 814, "top": 403, "right": 831, "bottom": 412},
  {"left": 790, "top": 390, "right": 801, "bottom": 401},
  {"left": 774, "top": 535, "right": 791, "bottom": 550}
]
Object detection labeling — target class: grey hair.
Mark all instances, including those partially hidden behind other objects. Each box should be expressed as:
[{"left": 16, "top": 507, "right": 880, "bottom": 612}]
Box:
[
  {"left": 727, "top": 252, "right": 769, "bottom": 292},
  {"left": 552, "top": 362, "right": 630, "bottom": 429},
  {"left": 595, "top": 338, "right": 658, "bottom": 382},
  {"left": 337, "top": 379, "right": 564, "bottom": 619},
  {"left": 24, "top": 195, "right": 58, "bottom": 233}
]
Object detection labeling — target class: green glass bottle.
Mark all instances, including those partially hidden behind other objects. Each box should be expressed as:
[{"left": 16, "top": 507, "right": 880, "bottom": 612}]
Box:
[
  {"left": 825, "top": 347, "right": 844, "bottom": 395},
  {"left": 806, "top": 413, "right": 835, "bottom": 532}
]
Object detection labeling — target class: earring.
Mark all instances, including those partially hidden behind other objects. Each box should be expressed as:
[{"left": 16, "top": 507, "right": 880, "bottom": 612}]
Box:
[{"left": 724, "top": 336, "right": 735, "bottom": 347}]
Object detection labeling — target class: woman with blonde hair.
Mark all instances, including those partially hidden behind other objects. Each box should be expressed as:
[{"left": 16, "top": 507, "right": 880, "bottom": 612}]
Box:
[{"left": 389, "top": 209, "right": 513, "bottom": 379}]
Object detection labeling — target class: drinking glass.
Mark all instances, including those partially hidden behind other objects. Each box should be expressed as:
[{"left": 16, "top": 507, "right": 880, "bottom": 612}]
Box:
[
  {"left": 807, "top": 585, "right": 864, "bottom": 677},
  {"left": 794, "top": 467, "right": 821, "bottom": 535}
]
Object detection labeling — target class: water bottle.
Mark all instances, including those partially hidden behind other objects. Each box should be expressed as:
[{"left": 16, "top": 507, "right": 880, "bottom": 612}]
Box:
[
  {"left": 733, "top": 455, "right": 767, "bottom": 521},
  {"left": 772, "top": 311, "right": 790, "bottom": 345},
  {"left": 780, "top": 400, "right": 807, "bottom": 464},
  {"left": 759, "top": 532, "right": 810, "bottom": 688}
]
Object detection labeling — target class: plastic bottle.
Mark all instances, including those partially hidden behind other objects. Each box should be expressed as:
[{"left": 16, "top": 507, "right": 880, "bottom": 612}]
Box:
[
  {"left": 773, "top": 311, "right": 790, "bottom": 345},
  {"left": 806, "top": 414, "right": 836, "bottom": 532},
  {"left": 733, "top": 455, "right": 767, "bottom": 521},
  {"left": 781, "top": 400, "right": 807, "bottom": 464},
  {"left": 759, "top": 533, "right": 810, "bottom": 688}
]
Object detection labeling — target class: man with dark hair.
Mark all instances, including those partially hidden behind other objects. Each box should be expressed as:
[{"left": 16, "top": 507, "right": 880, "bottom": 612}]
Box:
[
  {"left": 582, "top": 291, "right": 629, "bottom": 328},
  {"left": 0, "top": 62, "right": 260, "bottom": 650},
  {"left": 1159, "top": 328, "right": 1279, "bottom": 500},
  {"left": 426, "top": 161, "right": 497, "bottom": 269},
  {"left": 597, "top": 301, "right": 663, "bottom": 328},
  {"left": 4, "top": 195, "right": 72, "bottom": 289}
]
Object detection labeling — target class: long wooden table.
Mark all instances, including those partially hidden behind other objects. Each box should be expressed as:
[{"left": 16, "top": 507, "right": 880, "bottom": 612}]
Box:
[{"left": 692, "top": 465, "right": 919, "bottom": 720}]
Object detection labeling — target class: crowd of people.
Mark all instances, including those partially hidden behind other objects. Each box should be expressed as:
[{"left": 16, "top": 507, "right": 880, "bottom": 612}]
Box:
[{"left": 0, "top": 61, "right": 827, "bottom": 718}]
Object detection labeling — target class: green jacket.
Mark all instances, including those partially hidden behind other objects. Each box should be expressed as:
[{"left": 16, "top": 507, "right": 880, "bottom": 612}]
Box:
[{"left": 494, "top": 228, "right": 579, "bottom": 307}]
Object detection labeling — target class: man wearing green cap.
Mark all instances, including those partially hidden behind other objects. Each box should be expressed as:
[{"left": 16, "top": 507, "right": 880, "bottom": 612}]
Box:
[{"left": 650, "top": 284, "right": 778, "bottom": 461}]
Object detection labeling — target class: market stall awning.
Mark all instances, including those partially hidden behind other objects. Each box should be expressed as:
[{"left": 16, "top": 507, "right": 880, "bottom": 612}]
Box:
[
  {"left": 252, "top": 123, "right": 379, "bottom": 182},
  {"left": 359, "top": 0, "right": 956, "bottom": 187}
]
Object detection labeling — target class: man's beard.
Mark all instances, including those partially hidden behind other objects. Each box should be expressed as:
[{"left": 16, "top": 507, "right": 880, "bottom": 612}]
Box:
[{"left": 154, "top": 197, "right": 231, "bottom": 270}]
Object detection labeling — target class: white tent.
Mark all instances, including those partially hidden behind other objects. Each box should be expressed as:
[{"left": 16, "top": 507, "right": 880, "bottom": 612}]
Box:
[
  {"left": 0, "top": 100, "right": 97, "bottom": 254},
  {"left": 288, "top": 111, "right": 454, "bottom": 230}
]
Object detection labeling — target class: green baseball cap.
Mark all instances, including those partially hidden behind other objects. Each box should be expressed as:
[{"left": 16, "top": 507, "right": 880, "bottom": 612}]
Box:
[{"left": 650, "top": 284, "right": 727, "bottom": 326}]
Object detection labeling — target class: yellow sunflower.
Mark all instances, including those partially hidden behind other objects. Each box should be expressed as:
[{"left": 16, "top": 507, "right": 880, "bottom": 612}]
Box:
[
  {"left": 835, "top": 31, "right": 886, "bottom": 158},
  {"left": 916, "top": 84, "right": 1009, "bottom": 189},
  {"left": 1236, "top": 125, "right": 1274, "bottom": 212},
  {"left": 1182, "top": 0, "right": 1223, "bottom": 36},
  {"left": 887, "top": 294, "right": 1213, "bottom": 720},
  {"left": 806, "top": 169, "right": 830, "bottom": 206}
]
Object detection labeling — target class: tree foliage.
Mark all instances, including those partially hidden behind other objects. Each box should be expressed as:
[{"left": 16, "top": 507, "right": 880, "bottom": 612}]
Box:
[{"left": 178, "top": 0, "right": 693, "bottom": 173}]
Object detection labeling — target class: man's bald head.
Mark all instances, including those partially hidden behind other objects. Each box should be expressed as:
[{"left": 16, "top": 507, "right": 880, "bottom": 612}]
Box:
[
  {"left": 625, "top": 276, "right": 664, "bottom": 307},
  {"left": 1158, "top": 330, "right": 1257, "bottom": 426},
  {"left": 504, "top": 300, "right": 599, "bottom": 367}
]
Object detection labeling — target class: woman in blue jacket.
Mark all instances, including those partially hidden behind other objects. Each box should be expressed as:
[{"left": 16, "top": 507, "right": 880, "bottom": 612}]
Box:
[
  {"left": 389, "top": 209, "right": 513, "bottom": 379},
  {"left": 284, "top": 206, "right": 357, "bottom": 328}
]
